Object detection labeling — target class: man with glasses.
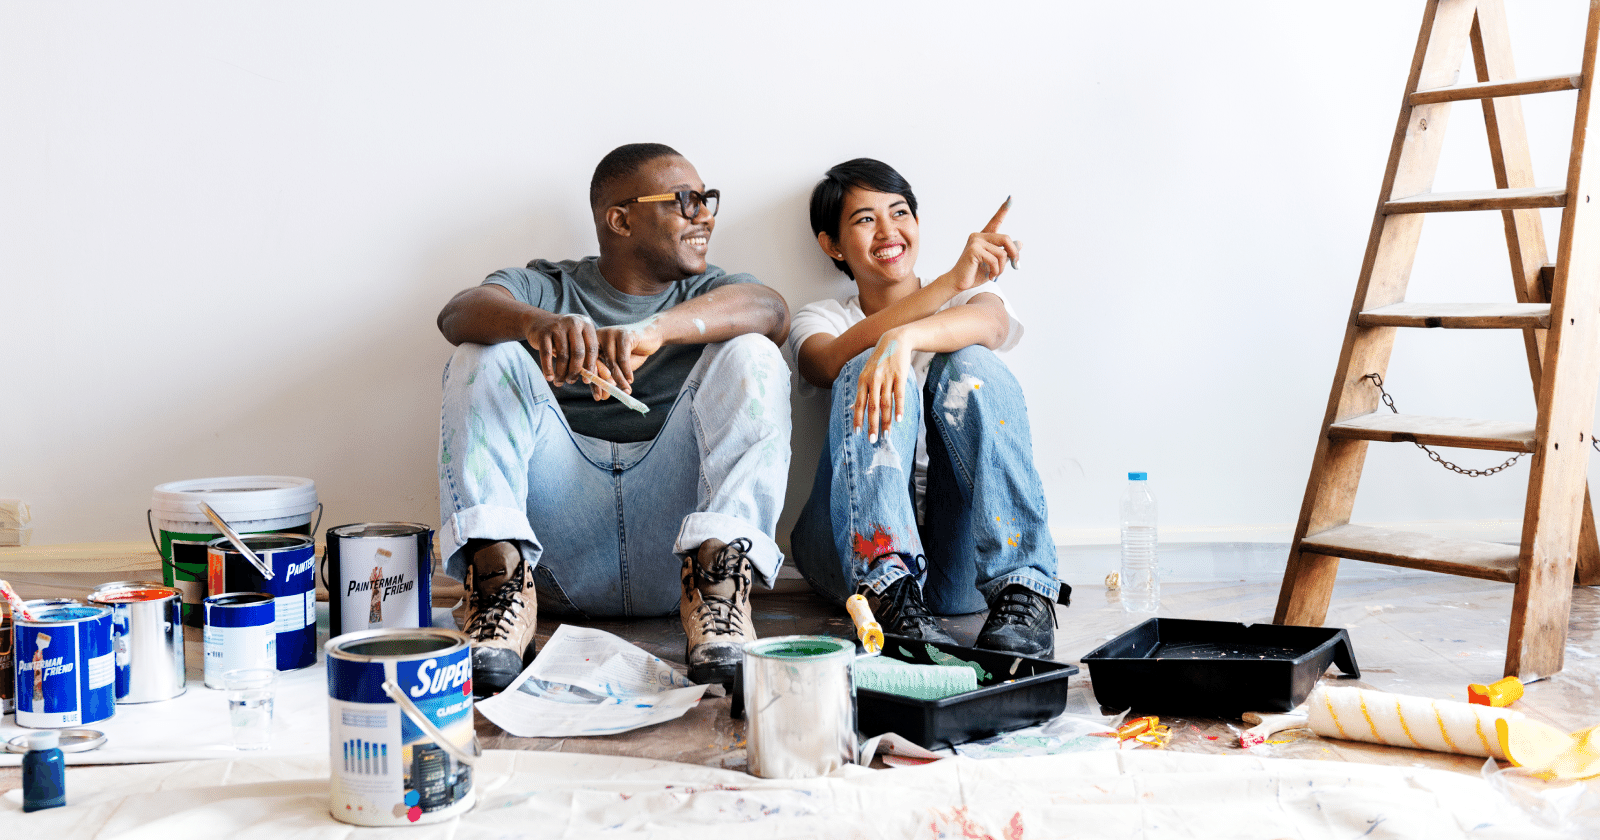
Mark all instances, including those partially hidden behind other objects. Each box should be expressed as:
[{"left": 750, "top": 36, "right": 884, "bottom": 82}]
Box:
[{"left": 436, "top": 143, "right": 791, "bottom": 695}]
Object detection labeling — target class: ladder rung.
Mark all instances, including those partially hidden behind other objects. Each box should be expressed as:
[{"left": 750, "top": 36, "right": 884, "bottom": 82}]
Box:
[
  {"left": 1300, "top": 524, "right": 1520, "bottom": 582},
  {"left": 1357, "top": 302, "right": 1551, "bottom": 328},
  {"left": 1329, "top": 412, "right": 1536, "bottom": 452},
  {"left": 1410, "top": 72, "right": 1582, "bottom": 105},
  {"left": 1383, "top": 187, "right": 1567, "bottom": 214}
]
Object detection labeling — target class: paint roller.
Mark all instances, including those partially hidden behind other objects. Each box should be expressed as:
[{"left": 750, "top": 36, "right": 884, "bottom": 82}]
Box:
[{"left": 847, "top": 594, "right": 978, "bottom": 701}]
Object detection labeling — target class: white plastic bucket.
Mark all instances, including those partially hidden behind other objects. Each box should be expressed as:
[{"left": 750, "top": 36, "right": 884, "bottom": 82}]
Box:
[{"left": 148, "top": 476, "right": 319, "bottom": 626}]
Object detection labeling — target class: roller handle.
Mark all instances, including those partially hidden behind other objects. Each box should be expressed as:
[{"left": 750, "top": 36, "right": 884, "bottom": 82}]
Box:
[{"left": 846, "top": 594, "right": 883, "bottom": 654}]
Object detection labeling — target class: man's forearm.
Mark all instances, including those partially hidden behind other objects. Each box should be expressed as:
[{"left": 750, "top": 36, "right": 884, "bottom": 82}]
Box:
[
  {"left": 437, "top": 286, "right": 540, "bottom": 346},
  {"left": 656, "top": 284, "right": 791, "bottom": 346}
]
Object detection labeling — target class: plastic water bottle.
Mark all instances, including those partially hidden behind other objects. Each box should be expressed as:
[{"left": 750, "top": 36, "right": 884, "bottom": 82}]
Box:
[{"left": 1120, "top": 472, "right": 1159, "bottom": 613}]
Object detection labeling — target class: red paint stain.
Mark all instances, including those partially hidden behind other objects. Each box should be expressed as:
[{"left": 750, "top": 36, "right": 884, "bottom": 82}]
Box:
[{"left": 851, "top": 525, "right": 897, "bottom": 561}]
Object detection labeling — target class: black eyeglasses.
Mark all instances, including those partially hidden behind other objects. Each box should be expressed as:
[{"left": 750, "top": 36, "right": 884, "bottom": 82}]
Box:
[{"left": 615, "top": 188, "right": 719, "bottom": 219}]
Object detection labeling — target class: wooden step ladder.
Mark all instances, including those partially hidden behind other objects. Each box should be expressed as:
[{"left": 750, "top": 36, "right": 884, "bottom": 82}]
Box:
[{"left": 1274, "top": 0, "right": 1600, "bottom": 681}]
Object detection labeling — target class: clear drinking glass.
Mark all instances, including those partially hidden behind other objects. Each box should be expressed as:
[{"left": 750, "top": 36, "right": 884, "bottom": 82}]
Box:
[{"left": 222, "top": 668, "right": 276, "bottom": 750}]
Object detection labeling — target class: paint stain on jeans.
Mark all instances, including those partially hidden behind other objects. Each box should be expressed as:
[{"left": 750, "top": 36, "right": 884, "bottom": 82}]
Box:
[
  {"left": 940, "top": 375, "right": 985, "bottom": 430},
  {"left": 851, "top": 525, "right": 898, "bottom": 563}
]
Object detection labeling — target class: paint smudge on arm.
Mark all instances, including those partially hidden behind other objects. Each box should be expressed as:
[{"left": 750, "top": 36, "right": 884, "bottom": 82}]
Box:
[{"left": 691, "top": 317, "right": 706, "bottom": 335}]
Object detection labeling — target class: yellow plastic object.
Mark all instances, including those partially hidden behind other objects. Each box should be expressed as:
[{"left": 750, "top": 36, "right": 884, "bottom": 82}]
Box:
[
  {"left": 1468, "top": 676, "right": 1524, "bottom": 707},
  {"left": 846, "top": 594, "right": 883, "bottom": 654},
  {"left": 1496, "top": 718, "right": 1600, "bottom": 780}
]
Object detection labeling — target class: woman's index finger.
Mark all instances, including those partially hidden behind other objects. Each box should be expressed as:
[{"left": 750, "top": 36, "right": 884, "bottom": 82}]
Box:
[{"left": 981, "top": 195, "right": 1012, "bottom": 234}]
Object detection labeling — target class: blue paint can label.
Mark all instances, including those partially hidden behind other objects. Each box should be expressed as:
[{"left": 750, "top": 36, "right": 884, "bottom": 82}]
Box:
[
  {"left": 208, "top": 534, "right": 318, "bottom": 671},
  {"left": 326, "top": 628, "right": 475, "bottom": 826},
  {"left": 14, "top": 601, "right": 115, "bottom": 728},
  {"left": 203, "top": 593, "right": 277, "bottom": 689}
]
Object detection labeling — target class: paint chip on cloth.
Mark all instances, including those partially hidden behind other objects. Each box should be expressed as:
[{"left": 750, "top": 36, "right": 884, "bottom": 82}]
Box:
[{"left": 7, "top": 750, "right": 1586, "bottom": 838}]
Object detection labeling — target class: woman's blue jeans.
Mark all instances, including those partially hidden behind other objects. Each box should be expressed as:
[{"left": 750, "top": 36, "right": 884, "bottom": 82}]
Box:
[
  {"left": 438, "top": 335, "right": 791, "bottom": 618},
  {"left": 791, "top": 346, "right": 1059, "bottom": 615}
]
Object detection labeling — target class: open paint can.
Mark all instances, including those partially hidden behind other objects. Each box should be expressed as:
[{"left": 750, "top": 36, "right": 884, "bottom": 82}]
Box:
[
  {"left": 742, "top": 635, "right": 856, "bottom": 779},
  {"left": 324, "top": 523, "right": 435, "bottom": 637},
  {"left": 88, "top": 582, "right": 185, "bottom": 703},
  {"left": 149, "top": 475, "right": 319, "bottom": 627},
  {"left": 203, "top": 592, "right": 277, "bottom": 689},
  {"left": 13, "top": 599, "right": 115, "bottom": 728},
  {"left": 208, "top": 533, "right": 318, "bottom": 671},
  {"left": 326, "top": 627, "right": 477, "bottom": 826}
]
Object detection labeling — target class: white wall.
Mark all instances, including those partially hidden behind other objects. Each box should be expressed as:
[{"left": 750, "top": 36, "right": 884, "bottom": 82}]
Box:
[{"left": 3, "top": 1, "right": 1595, "bottom": 549}]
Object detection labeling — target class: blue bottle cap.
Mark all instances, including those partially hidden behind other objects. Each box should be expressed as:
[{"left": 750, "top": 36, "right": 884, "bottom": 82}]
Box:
[{"left": 1128, "top": 472, "right": 1148, "bottom": 480}]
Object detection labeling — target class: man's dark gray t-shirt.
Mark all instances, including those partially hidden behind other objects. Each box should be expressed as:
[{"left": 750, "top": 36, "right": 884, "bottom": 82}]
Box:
[{"left": 484, "top": 257, "right": 756, "bottom": 443}]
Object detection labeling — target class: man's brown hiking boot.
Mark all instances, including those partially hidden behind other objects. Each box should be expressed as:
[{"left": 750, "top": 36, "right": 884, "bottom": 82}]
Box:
[
  {"left": 463, "top": 540, "right": 538, "bottom": 697},
  {"left": 679, "top": 537, "right": 756, "bottom": 685}
]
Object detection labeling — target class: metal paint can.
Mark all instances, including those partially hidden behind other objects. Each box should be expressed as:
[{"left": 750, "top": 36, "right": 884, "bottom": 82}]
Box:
[
  {"left": 742, "top": 635, "right": 857, "bottom": 779},
  {"left": 88, "top": 582, "right": 186, "bottom": 704},
  {"left": 13, "top": 599, "right": 115, "bottom": 728},
  {"left": 208, "top": 533, "right": 318, "bottom": 671},
  {"left": 324, "top": 523, "right": 435, "bottom": 637},
  {"left": 1, "top": 603, "right": 14, "bottom": 714},
  {"left": 326, "top": 627, "right": 477, "bottom": 826},
  {"left": 203, "top": 592, "right": 277, "bottom": 689},
  {"left": 149, "top": 475, "right": 319, "bottom": 627}
]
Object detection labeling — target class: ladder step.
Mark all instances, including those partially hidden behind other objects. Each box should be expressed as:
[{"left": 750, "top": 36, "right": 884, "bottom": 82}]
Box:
[
  {"left": 1301, "top": 524, "right": 1520, "bottom": 582},
  {"left": 1357, "top": 302, "right": 1551, "bottom": 328},
  {"left": 1410, "top": 72, "right": 1582, "bottom": 105},
  {"left": 1329, "top": 412, "right": 1536, "bottom": 452},
  {"left": 1384, "top": 187, "right": 1567, "bottom": 214}
]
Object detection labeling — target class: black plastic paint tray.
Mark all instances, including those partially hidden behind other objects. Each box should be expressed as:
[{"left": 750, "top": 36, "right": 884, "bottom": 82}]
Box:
[
  {"left": 1080, "top": 618, "right": 1360, "bottom": 717},
  {"left": 855, "top": 634, "right": 1079, "bottom": 750}
]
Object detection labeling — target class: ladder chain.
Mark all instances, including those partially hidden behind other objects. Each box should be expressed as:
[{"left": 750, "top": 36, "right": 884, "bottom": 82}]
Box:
[{"left": 1361, "top": 373, "right": 1528, "bottom": 477}]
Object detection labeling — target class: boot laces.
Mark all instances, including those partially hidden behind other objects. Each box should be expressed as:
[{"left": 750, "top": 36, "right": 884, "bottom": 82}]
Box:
[
  {"left": 690, "top": 538, "right": 752, "bottom": 635},
  {"left": 875, "top": 553, "right": 938, "bottom": 631},
  {"left": 989, "top": 587, "right": 1057, "bottom": 629},
  {"left": 466, "top": 562, "right": 529, "bottom": 642}
]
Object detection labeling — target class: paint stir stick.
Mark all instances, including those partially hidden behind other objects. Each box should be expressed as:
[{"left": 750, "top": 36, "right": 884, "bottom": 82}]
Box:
[
  {"left": 0, "top": 578, "right": 36, "bottom": 621},
  {"left": 579, "top": 369, "right": 650, "bottom": 415},
  {"left": 198, "top": 501, "right": 276, "bottom": 580}
]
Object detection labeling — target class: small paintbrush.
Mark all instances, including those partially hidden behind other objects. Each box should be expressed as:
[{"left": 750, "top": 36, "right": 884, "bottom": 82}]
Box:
[{"left": 579, "top": 369, "right": 650, "bottom": 415}]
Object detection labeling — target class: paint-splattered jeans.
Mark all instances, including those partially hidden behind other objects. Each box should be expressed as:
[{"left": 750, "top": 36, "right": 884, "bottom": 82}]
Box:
[
  {"left": 438, "top": 334, "right": 791, "bottom": 618},
  {"left": 791, "top": 346, "right": 1059, "bottom": 615}
]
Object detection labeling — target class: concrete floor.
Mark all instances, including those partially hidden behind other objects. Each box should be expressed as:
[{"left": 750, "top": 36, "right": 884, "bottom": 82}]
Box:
[{"left": 5, "top": 542, "right": 1599, "bottom": 786}]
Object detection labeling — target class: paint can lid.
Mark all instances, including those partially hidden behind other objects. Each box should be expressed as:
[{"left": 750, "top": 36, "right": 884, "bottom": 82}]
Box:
[
  {"left": 1128, "top": 472, "right": 1148, "bottom": 480},
  {"left": 150, "top": 476, "right": 317, "bottom": 523}
]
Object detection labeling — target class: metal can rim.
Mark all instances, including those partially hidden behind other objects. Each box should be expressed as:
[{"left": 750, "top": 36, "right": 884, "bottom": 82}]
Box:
[
  {"left": 328, "top": 522, "right": 431, "bottom": 539},
  {"left": 325, "top": 627, "right": 469, "bottom": 661}
]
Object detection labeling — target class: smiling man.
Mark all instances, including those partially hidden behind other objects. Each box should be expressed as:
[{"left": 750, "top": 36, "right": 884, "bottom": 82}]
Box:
[{"left": 435, "top": 143, "right": 792, "bottom": 695}]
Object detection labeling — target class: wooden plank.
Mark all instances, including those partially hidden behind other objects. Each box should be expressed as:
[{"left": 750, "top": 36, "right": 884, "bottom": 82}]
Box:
[
  {"left": 1276, "top": 0, "right": 1479, "bottom": 630},
  {"left": 1357, "top": 301, "right": 1550, "bottom": 328},
  {"left": 1508, "top": 0, "right": 1600, "bottom": 681},
  {"left": 1383, "top": 186, "right": 1567, "bottom": 214},
  {"left": 1329, "top": 412, "right": 1537, "bottom": 452},
  {"left": 1410, "top": 72, "right": 1581, "bottom": 104},
  {"left": 0, "top": 541, "right": 161, "bottom": 573},
  {"left": 1301, "top": 524, "right": 1521, "bottom": 581}
]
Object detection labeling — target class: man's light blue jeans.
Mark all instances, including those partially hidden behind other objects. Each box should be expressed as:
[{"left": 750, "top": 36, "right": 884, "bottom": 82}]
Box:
[
  {"left": 791, "top": 346, "right": 1059, "bottom": 615},
  {"left": 439, "top": 335, "right": 791, "bottom": 617}
]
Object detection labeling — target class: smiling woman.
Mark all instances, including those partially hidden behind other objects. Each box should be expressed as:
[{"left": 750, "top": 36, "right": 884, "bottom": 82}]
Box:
[{"left": 787, "top": 158, "right": 1065, "bottom": 661}]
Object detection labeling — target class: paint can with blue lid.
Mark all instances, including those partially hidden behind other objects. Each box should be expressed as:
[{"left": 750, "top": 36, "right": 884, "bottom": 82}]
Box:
[
  {"left": 203, "top": 592, "right": 277, "bottom": 689},
  {"left": 13, "top": 599, "right": 115, "bottom": 729},
  {"left": 326, "top": 627, "right": 477, "bottom": 826},
  {"left": 208, "top": 533, "right": 318, "bottom": 671}
]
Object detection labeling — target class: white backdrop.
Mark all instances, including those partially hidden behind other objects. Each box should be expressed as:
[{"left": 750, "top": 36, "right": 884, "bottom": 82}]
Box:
[{"left": 3, "top": 1, "right": 1596, "bottom": 549}]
